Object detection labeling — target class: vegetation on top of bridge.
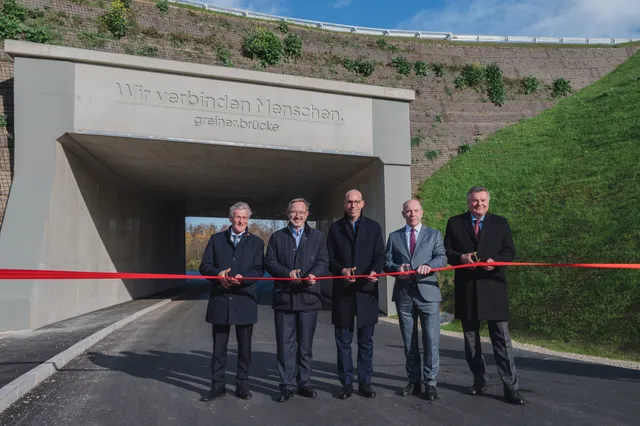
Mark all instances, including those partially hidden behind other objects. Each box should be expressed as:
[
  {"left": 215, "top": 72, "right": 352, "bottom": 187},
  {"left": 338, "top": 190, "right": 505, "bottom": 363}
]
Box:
[{"left": 419, "top": 51, "right": 640, "bottom": 361}]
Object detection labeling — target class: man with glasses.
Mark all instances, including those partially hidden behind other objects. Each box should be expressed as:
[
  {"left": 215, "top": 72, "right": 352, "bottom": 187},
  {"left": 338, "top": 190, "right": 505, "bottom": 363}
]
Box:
[
  {"left": 198, "top": 202, "right": 265, "bottom": 402},
  {"left": 327, "top": 189, "right": 385, "bottom": 399},
  {"left": 264, "top": 198, "right": 329, "bottom": 403}
]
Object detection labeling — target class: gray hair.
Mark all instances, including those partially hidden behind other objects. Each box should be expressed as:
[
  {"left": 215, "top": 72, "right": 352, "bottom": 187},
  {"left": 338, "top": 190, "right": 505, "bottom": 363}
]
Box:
[
  {"left": 229, "top": 202, "right": 252, "bottom": 219},
  {"left": 466, "top": 186, "right": 491, "bottom": 200},
  {"left": 287, "top": 197, "right": 310, "bottom": 212}
]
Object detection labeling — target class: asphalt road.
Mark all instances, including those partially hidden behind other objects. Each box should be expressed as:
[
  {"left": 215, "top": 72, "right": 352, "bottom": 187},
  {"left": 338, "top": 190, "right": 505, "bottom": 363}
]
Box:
[{"left": 1, "top": 286, "right": 638, "bottom": 426}]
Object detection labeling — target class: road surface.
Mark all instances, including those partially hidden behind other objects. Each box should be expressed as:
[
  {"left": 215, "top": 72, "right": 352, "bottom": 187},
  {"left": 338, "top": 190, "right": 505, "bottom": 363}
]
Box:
[{"left": 1, "top": 285, "right": 638, "bottom": 425}]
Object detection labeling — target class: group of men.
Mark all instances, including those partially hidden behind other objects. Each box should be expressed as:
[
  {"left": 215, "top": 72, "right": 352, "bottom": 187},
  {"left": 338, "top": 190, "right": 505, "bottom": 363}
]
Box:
[{"left": 197, "top": 186, "right": 525, "bottom": 406}]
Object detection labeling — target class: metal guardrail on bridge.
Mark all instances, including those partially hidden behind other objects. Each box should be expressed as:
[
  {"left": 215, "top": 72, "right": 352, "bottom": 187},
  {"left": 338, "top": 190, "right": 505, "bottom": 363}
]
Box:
[{"left": 168, "top": 0, "right": 639, "bottom": 46}]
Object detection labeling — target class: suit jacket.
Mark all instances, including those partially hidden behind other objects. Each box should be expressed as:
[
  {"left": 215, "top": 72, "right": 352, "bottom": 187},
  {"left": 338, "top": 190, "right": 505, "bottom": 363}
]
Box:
[
  {"left": 443, "top": 211, "right": 516, "bottom": 321},
  {"left": 327, "top": 214, "right": 385, "bottom": 328},
  {"left": 384, "top": 224, "right": 447, "bottom": 302},
  {"left": 264, "top": 224, "right": 329, "bottom": 311},
  {"left": 199, "top": 228, "right": 265, "bottom": 325}
]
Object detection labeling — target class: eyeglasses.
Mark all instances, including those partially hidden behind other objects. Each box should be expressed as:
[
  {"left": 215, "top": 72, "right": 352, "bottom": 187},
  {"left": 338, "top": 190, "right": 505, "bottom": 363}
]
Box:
[
  {"left": 288, "top": 210, "right": 308, "bottom": 216},
  {"left": 346, "top": 200, "right": 362, "bottom": 205}
]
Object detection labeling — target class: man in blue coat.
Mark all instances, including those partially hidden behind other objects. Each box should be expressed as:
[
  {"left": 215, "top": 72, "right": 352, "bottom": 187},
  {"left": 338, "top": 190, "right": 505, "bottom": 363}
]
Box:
[
  {"left": 198, "top": 202, "right": 265, "bottom": 402},
  {"left": 264, "top": 198, "right": 329, "bottom": 403},
  {"left": 384, "top": 199, "right": 447, "bottom": 401},
  {"left": 327, "top": 189, "right": 385, "bottom": 399}
]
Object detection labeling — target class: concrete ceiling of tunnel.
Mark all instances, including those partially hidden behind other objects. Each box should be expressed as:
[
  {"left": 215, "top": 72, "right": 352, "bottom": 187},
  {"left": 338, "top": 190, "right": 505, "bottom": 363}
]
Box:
[{"left": 62, "top": 134, "right": 378, "bottom": 218}]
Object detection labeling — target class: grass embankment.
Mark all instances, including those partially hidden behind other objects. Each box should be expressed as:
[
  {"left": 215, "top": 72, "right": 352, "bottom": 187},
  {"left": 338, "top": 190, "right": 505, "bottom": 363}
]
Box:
[{"left": 419, "top": 51, "right": 640, "bottom": 362}]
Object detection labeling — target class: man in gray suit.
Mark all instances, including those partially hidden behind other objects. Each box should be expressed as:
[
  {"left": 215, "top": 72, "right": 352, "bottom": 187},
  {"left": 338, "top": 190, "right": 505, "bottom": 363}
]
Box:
[{"left": 384, "top": 199, "right": 447, "bottom": 401}]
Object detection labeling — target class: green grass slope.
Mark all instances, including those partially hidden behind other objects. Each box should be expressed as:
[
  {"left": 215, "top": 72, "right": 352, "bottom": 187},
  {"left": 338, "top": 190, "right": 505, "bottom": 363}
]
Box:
[{"left": 419, "top": 51, "right": 640, "bottom": 361}]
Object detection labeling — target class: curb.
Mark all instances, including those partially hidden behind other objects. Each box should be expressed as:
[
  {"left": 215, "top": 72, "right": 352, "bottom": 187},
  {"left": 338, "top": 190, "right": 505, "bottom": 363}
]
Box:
[{"left": 0, "top": 297, "right": 173, "bottom": 415}]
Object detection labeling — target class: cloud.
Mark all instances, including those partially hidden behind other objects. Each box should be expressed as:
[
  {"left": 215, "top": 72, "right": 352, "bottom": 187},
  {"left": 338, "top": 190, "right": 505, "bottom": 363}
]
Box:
[
  {"left": 397, "top": 0, "right": 640, "bottom": 39},
  {"left": 332, "top": 0, "right": 352, "bottom": 9},
  {"left": 200, "top": 0, "right": 286, "bottom": 15}
]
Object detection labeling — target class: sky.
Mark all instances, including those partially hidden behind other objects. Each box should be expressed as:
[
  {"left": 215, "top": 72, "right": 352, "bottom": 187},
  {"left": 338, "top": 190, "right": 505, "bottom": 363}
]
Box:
[{"left": 200, "top": 0, "right": 640, "bottom": 39}]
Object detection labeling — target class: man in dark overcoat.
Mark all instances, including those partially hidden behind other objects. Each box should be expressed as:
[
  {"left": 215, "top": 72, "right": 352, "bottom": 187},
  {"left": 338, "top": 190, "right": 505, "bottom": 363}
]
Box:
[
  {"left": 443, "top": 186, "right": 524, "bottom": 405},
  {"left": 264, "top": 198, "right": 329, "bottom": 403},
  {"left": 198, "top": 202, "right": 265, "bottom": 402},
  {"left": 327, "top": 189, "right": 385, "bottom": 400}
]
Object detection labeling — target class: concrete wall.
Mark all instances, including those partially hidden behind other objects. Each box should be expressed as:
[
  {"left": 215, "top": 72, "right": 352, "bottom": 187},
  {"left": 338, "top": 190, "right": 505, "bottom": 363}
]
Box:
[{"left": 0, "top": 57, "right": 185, "bottom": 332}]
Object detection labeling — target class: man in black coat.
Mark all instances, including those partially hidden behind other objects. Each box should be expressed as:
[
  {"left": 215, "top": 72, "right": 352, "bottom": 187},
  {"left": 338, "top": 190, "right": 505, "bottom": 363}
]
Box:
[
  {"left": 327, "top": 189, "right": 385, "bottom": 399},
  {"left": 264, "top": 198, "right": 329, "bottom": 403},
  {"left": 198, "top": 202, "right": 265, "bottom": 402},
  {"left": 444, "top": 186, "right": 524, "bottom": 405}
]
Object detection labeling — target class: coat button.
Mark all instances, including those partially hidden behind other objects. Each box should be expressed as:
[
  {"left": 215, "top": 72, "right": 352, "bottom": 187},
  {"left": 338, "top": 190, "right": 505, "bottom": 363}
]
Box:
[{"left": 233, "top": 258, "right": 236, "bottom": 260}]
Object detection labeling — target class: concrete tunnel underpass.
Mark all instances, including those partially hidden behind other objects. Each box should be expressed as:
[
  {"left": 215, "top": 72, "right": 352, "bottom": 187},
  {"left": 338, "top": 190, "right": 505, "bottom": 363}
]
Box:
[{"left": 0, "top": 40, "right": 414, "bottom": 333}]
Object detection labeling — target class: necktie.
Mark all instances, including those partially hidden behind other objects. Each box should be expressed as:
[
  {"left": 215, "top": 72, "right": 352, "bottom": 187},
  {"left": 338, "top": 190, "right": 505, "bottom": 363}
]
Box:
[
  {"left": 232, "top": 235, "right": 240, "bottom": 247},
  {"left": 474, "top": 219, "right": 482, "bottom": 237},
  {"left": 409, "top": 228, "right": 416, "bottom": 256}
]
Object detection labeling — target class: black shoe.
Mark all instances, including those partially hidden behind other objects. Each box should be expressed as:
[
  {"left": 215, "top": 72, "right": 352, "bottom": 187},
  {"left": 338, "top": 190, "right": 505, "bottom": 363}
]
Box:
[
  {"left": 359, "top": 383, "right": 376, "bottom": 398},
  {"left": 399, "top": 382, "right": 421, "bottom": 396},
  {"left": 424, "top": 385, "right": 439, "bottom": 401},
  {"left": 277, "top": 389, "right": 295, "bottom": 402},
  {"left": 339, "top": 384, "right": 353, "bottom": 399},
  {"left": 199, "top": 387, "right": 226, "bottom": 402},
  {"left": 468, "top": 381, "right": 488, "bottom": 395},
  {"left": 504, "top": 389, "right": 525, "bottom": 405},
  {"left": 297, "top": 386, "right": 317, "bottom": 398},
  {"left": 235, "top": 387, "right": 252, "bottom": 400}
]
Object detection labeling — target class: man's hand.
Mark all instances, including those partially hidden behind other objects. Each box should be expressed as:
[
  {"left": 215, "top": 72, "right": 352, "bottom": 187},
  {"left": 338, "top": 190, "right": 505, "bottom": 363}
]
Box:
[
  {"left": 227, "top": 274, "right": 243, "bottom": 285},
  {"left": 307, "top": 274, "right": 316, "bottom": 285},
  {"left": 416, "top": 264, "right": 432, "bottom": 275},
  {"left": 484, "top": 258, "right": 495, "bottom": 271},
  {"left": 367, "top": 270, "right": 378, "bottom": 282},
  {"left": 342, "top": 267, "right": 356, "bottom": 283},
  {"left": 219, "top": 268, "right": 231, "bottom": 288},
  {"left": 460, "top": 253, "right": 476, "bottom": 264},
  {"left": 289, "top": 269, "right": 301, "bottom": 284},
  {"left": 397, "top": 263, "right": 412, "bottom": 280}
]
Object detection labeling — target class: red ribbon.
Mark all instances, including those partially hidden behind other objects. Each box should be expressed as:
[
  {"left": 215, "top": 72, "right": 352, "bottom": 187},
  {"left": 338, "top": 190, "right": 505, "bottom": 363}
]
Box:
[{"left": 0, "top": 262, "right": 638, "bottom": 281}]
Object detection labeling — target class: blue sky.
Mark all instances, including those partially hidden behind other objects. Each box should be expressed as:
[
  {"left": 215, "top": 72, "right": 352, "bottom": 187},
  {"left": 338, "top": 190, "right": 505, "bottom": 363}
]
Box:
[{"left": 201, "top": 0, "right": 640, "bottom": 39}]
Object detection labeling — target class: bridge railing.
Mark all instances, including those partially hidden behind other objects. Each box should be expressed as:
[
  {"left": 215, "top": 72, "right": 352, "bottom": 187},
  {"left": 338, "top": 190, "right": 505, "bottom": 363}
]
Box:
[{"left": 168, "top": 0, "right": 638, "bottom": 45}]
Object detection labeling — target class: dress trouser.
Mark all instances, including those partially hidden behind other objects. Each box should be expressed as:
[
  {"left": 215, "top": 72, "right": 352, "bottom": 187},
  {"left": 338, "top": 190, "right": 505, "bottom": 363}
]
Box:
[
  {"left": 335, "top": 324, "right": 375, "bottom": 386},
  {"left": 461, "top": 320, "right": 519, "bottom": 391},
  {"left": 274, "top": 310, "right": 319, "bottom": 392},
  {"left": 395, "top": 283, "right": 441, "bottom": 386},
  {"left": 211, "top": 324, "right": 253, "bottom": 390}
]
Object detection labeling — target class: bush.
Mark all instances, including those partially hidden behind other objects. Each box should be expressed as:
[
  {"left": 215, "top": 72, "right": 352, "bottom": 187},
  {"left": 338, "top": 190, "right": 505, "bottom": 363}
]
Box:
[
  {"left": 278, "top": 20, "right": 289, "bottom": 34},
  {"left": 0, "top": 115, "right": 7, "bottom": 129},
  {"left": 24, "top": 26, "right": 56, "bottom": 44},
  {"left": 376, "top": 38, "right": 398, "bottom": 52},
  {"left": 414, "top": 61, "right": 428, "bottom": 77},
  {"left": 343, "top": 58, "right": 376, "bottom": 77},
  {"left": 0, "top": 15, "right": 23, "bottom": 40},
  {"left": 431, "top": 62, "right": 444, "bottom": 77},
  {"left": 101, "top": 0, "right": 129, "bottom": 39},
  {"left": 242, "top": 28, "right": 283, "bottom": 68},
  {"left": 522, "top": 76, "right": 540, "bottom": 95},
  {"left": 552, "top": 78, "right": 572, "bottom": 97},
  {"left": 2, "top": 0, "right": 28, "bottom": 22},
  {"left": 120, "top": 0, "right": 133, "bottom": 9},
  {"left": 485, "top": 62, "right": 507, "bottom": 106},
  {"left": 283, "top": 33, "right": 302, "bottom": 61},
  {"left": 216, "top": 46, "right": 234, "bottom": 67},
  {"left": 391, "top": 56, "right": 411, "bottom": 76},
  {"left": 457, "top": 62, "right": 485, "bottom": 88},
  {"left": 155, "top": 0, "right": 169, "bottom": 13}
]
